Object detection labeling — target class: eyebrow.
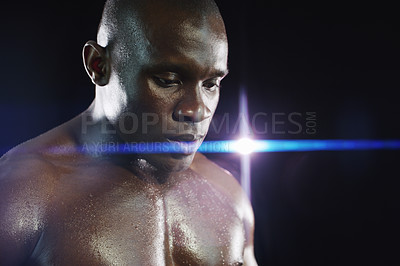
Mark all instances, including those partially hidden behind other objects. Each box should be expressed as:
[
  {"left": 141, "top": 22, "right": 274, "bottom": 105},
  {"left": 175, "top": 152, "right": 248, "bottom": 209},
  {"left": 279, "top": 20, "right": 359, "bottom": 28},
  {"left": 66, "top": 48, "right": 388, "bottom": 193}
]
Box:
[
  {"left": 215, "top": 69, "right": 229, "bottom": 78},
  {"left": 146, "top": 62, "right": 229, "bottom": 79}
]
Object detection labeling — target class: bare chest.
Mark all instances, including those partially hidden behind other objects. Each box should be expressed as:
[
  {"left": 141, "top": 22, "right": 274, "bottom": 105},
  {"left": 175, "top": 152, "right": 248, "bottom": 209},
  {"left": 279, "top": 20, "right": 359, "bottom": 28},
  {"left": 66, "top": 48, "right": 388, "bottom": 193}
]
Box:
[{"left": 32, "top": 177, "right": 245, "bottom": 265}]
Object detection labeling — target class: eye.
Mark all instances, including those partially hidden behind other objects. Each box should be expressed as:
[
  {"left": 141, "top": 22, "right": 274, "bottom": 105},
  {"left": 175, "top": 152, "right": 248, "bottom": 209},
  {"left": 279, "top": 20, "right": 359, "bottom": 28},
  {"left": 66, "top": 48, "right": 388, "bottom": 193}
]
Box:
[
  {"left": 203, "top": 79, "right": 221, "bottom": 92},
  {"left": 153, "top": 75, "right": 182, "bottom": 88}
]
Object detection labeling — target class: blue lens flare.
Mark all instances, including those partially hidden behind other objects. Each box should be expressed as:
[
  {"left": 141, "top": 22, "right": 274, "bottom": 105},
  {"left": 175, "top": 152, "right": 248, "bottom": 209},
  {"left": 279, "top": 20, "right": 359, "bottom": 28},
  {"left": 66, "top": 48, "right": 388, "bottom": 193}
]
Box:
[
  {"left": 199, "top": 139, "right": 400, "bottom": 153},
  {"left": 79, "top": 139, "right": 400, "bottom": 154},
  {"left": 1, "top": 140, "right": 399, "bottom": 156}
]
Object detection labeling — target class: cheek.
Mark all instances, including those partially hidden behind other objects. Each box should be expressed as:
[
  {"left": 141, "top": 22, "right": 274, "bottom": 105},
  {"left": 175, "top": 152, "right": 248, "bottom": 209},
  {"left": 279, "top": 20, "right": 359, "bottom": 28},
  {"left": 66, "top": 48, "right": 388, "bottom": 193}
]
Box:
[
  {"left": 206, "top": 91, "right": 220, "bottom": 114},
  {"left": 139, "top": 78, "right": 179, "bottom": 114}
]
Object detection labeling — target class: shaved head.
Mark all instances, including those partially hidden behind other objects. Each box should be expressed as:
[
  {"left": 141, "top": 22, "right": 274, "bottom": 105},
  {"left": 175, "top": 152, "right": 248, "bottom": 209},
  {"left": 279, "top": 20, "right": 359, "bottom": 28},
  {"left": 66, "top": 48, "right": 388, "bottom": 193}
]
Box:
[{"left": 97, "top": 0, "right": 226, "bottom": 49}]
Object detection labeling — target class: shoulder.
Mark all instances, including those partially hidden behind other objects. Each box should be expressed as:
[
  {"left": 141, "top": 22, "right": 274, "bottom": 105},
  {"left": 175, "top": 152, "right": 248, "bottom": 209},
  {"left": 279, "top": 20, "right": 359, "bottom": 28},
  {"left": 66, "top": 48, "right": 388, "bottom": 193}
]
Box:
[
  {"left": 0, "top": 132, "right": 72, "bottom": 191},
  {"left": 0, "top": 139, "right": 66, "bottom": 263},
  {"left": 0, "top": 145, "right": 59, "bottom": 217},
  {"left": 0, "top": 116, "right": 82, "bottom": 189},
  {"left": 191, "top": 153, "right": 254, "bottom": 224},
  {"left": 0, "top": 123, "right": 82, "bottom": 213}
]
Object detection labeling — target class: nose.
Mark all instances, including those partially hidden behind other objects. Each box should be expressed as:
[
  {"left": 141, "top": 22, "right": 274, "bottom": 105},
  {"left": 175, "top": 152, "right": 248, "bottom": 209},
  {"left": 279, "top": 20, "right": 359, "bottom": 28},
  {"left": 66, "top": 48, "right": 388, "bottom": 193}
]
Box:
[{"left": 173, "top": 88, "right": 212, "bottom": 123}]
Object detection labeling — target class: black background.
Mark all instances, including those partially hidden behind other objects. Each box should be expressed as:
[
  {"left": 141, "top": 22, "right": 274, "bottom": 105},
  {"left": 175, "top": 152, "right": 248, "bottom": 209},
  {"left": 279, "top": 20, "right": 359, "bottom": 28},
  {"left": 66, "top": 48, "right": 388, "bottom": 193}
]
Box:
[{"left": 1, "top": 1, "right": 399, "bottom": 265}]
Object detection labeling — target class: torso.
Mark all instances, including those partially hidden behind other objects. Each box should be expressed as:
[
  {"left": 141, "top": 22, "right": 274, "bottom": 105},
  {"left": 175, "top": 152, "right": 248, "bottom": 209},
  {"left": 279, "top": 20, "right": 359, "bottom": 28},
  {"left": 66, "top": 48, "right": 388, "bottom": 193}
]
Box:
[
  {"left": 24, "top": 153, "right": 245, "bottom": 265},
  {"left": 0, "top": 118, "right": 249, "bottom": 265}
]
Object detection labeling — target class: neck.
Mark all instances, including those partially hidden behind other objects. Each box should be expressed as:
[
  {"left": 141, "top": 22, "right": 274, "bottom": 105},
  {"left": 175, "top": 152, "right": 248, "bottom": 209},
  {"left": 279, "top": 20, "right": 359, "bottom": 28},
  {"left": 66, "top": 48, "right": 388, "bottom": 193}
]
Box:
[
  {"left": 77, "top": 102, "right": 179, "bottom": 181},
  {"left": 129, "top": 158, "right": 175, "bottom": 184},
  {"left": 78, "top": 102, "right": 127, "bottom": 161}
]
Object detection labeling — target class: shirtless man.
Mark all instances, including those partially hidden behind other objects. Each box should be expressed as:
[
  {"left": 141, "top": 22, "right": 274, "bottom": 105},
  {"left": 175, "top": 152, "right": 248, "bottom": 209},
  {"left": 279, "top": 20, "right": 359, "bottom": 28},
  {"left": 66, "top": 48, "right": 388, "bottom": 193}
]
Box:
[{"left": 0, "top": 0, "right": 257, "bottom": 265}]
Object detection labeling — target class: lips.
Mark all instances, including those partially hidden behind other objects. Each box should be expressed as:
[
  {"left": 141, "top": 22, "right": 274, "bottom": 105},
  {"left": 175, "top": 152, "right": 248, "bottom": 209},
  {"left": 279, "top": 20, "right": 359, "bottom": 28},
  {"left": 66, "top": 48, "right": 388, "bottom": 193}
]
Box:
[
  {"left": 165, "top": 134, "right": 203, "bottom": 142},
  {"left": 165, "top": 134, "right": 203, "bottom": 154}
]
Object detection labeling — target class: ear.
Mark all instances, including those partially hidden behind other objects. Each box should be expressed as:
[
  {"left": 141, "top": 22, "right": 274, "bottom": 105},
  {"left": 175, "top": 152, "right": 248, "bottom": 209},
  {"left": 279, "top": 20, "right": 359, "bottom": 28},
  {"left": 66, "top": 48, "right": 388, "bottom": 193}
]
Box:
[{"left": 82, "top": 40, "right": 110, "bottom": 86}]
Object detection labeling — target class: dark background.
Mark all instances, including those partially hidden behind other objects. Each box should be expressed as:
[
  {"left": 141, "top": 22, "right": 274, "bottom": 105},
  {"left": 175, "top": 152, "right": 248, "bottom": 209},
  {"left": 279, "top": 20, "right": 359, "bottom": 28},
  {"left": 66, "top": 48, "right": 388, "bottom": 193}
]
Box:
[{"left": 1, "top": 1, "right": 399, "bottom": 265}]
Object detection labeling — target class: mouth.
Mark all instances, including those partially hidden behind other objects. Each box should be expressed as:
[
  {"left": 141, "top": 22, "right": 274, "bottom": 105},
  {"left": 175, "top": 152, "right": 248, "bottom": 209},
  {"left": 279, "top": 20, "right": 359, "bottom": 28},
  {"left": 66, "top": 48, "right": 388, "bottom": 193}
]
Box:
[
  {"left": 165, "top": 134, "right": 203, "bottom": 142},
  {"left": 165, "top": 134, "right": 204, "bottom": 155}
]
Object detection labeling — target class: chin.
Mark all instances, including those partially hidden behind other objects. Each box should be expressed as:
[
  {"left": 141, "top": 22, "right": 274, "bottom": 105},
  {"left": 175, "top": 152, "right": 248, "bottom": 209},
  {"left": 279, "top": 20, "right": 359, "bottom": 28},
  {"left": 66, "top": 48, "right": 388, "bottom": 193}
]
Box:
[{"left": 144, "top": 153, "right": 195, "bottom": 173}]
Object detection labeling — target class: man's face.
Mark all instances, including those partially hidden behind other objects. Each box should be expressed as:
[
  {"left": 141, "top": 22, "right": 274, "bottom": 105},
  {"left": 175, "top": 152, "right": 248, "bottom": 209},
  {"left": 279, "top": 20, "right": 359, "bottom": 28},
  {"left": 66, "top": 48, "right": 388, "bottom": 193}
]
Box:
[{"left": 103, "top": 12, "right": 228, "bottom": 172}]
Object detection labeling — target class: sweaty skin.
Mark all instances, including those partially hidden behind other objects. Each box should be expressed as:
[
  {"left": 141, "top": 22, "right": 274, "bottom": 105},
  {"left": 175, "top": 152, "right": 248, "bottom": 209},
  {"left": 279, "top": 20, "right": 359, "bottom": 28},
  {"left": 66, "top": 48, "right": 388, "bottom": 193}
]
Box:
[{"left": 0, "top": 0, "right": 257, "bottom": 265}]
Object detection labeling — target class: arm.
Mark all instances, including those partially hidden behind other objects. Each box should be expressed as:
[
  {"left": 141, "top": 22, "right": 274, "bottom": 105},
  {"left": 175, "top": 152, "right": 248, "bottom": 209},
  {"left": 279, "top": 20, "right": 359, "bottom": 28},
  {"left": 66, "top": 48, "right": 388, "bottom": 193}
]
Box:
[
  {"left": 242, "top": 198, "right": 258, "bottom": 266},
  {"left": 0, "top": 155, "right": 46, "bottom": 264}
]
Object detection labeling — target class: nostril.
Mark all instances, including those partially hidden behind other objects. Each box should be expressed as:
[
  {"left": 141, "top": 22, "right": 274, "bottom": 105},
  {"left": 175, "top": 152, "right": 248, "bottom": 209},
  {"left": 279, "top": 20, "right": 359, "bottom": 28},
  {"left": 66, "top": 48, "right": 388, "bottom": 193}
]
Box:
[
  {"left": 182, "top": 115, "right": 194, "bottom": 122},
  {"left": 179, "top": 114, "right": 194, "bottom": 122},
  {"left": 174, "top": 100, "right": 211, "bottom": 123},
  {"left": 174, "top": 109, "right": 194, "bottom": 122}
]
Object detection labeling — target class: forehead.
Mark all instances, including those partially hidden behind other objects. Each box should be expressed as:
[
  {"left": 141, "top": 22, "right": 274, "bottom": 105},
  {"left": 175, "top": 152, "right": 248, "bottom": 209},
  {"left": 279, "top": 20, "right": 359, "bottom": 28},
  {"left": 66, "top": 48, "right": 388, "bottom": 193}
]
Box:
[
  {"left": 154, "top": 20, "right": 227, "bottom": 65},
  {"left": 110, "top": 3, "right": 229, "bottom": 78},
  {"left": 140, "top": 18, "right": 228, "bottom": 78}
]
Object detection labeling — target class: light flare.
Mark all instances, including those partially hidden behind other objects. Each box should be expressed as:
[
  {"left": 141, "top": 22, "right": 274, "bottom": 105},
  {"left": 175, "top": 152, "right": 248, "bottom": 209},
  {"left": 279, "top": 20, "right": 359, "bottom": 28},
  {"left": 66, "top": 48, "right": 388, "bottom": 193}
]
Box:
[{"left": 232, "top": 138, "right": 257, "bottom": 155}]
